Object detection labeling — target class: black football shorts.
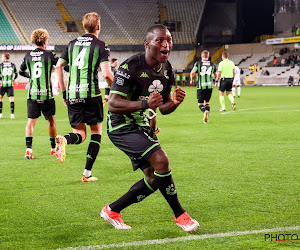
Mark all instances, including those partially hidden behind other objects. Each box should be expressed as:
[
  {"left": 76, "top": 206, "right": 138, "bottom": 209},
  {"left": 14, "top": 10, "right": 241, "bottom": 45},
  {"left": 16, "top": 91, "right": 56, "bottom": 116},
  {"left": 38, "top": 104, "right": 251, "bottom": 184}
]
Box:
[
  {"left": 0, "top": 86, "right": 14, "bottom": 97},
  {"left": 108, "top": 126, "right": 161, "bottom": 171},
  {"left": 197, "top": 88, "right": 212, "bottom": 103},
  {"left": 219, "top": 78, "right": 233, "bottom": 92},
  {"left": 67, "top": 96, "right": 103, "bottom": 128},
  {"left": 27, "top": 98, "right": 55, "bottom": 120}
]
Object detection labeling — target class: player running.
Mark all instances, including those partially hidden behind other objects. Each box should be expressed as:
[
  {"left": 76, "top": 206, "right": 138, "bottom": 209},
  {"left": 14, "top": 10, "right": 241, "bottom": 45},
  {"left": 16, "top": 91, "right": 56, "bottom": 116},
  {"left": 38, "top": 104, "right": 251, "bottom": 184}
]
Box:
[
  {"left": 19, "top": 29, "right": 58, "bottom": 159},
  {"left": 190, "top": 50, "right": 216, "bottom": 123},
  {"left": 55, "top": 12, "right": 113, "bottom": 182},
  {"left": 0, "top": 53, "right": 18, "bottom": 119},
  {"left": 100, "top": 24, "right": 199, "bottom": 232}
]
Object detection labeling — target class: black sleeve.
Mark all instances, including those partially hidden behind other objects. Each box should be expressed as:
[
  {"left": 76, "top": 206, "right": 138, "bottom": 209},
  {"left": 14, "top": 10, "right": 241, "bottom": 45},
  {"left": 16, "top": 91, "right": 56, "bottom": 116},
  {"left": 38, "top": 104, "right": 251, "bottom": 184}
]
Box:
[
  {"left": 19, "top": 57, "right": 30, "bottom": 78},
  {"left": 51, "top": 52, "right": 59, "bottom": 66},
  {"left": 13, "top": 64, "right": 18, "bottom": 79},
  {"left": 60, "top": 45, "right": 69, "bottom": 64}
]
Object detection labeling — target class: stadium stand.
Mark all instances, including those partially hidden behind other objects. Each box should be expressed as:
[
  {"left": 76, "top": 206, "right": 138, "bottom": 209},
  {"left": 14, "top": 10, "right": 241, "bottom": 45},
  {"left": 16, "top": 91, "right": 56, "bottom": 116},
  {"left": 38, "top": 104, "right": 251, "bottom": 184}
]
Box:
[
  {"left": 0, "top": 5, "right": 20, "bottom": 45},
  {"left": 162, "top": 0, "right": 205, "bottom": 44}
]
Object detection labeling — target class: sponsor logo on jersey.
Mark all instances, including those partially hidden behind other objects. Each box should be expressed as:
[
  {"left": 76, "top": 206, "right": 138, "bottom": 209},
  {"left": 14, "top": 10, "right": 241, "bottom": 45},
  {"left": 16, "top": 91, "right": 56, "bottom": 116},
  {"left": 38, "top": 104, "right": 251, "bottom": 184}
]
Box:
[
  {"left": 69, "top": 83, "right": 89, "bottom": 93},
  {"left": 140, "top": 72, "right": 149, "bottom": 78},
  {"left": 30, "top": 51, "right": 44, "bottom": 57},
  {"left": 77, "top": 36, "right": 93, "bottom": 41},
  {"left": 148, "top": 80, "right": 163, "bottom": 93},
  {"left": 120, "top": 64, "right": 129, "bottom": 71},
  {"left": 116, "top": 70, "right": 130, "bottom": 79},
  {"left": 30, "top": 89, "right": 48, "bottom": 96}
]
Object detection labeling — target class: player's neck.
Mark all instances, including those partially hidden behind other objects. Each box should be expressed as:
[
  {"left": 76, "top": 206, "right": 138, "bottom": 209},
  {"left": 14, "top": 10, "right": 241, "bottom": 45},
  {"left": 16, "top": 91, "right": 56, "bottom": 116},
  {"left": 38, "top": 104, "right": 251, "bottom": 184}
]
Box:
[
  {"left": 88, "top": 31, "right": 99, "bottom": 38},
  {"left": 145, "top": 56, "right": 161, "bottom": 71}
]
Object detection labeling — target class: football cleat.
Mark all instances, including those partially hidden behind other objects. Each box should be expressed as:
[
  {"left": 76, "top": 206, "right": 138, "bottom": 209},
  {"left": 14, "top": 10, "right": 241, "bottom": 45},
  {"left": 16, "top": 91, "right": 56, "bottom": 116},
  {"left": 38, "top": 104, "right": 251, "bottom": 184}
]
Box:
[
  {"left": 0, "top": 113, "right": 3, "bottom": 118},
  {"left": 203, "top": 110, "right": 209, "bottom": 123},
  {"left": 50, "top": 148, "right": 56, "bottom": 155},
  {"left": 10, "top": 114, "right": 14, "bottom": 119},
  {"left": 55, "top": 134, "right": 66, "bottom": 163},
  {"left": 174, "top": 212, "right": 199, "bottom": 232},
  {"left": 218, "top": 108, "right": 226, "bottom": 112},
  {"left": 232, "top": 101, "right": 236, "bottom": 110},
  {"left": 82, "top": 176, "right": 98, "bottom": 182},
  {"left": 100, "top": 205, "right": 132, "bottom": 230},
  {"left": 25, "top": 148, "right": 34, "bottom": 159},
  {"left": 155, "top": 127, "right": 161, "bottom": 134}
]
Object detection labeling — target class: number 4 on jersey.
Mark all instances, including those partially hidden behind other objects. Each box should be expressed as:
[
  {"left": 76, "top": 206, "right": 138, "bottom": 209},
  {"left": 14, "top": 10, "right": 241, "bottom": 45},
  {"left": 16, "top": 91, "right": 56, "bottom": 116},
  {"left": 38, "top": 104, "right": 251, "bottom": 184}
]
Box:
[{"left": 73, "top": 48, "right": 87, "bottom": 69}]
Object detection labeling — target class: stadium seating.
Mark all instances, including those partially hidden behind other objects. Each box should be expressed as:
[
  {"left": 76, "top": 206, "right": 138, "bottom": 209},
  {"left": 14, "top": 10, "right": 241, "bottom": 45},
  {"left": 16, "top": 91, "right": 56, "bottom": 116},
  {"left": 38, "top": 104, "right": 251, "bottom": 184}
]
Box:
[
  {"left": 163, "top": 0, "right": 205, "bottom": 44},
  {"left": 0, "top": 8, "right": 19, "bottom": 45}
]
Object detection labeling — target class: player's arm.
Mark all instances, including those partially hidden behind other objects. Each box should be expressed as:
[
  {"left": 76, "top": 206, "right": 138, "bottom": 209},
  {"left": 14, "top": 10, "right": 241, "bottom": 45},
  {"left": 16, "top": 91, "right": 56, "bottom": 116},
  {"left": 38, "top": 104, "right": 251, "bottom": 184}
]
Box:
[
  {"left": 55, "top": 59, "right": 68, "bottom": 106},
  {"left": 109, "top": 92, "right": 162, "bottom": 115},
  {"left": 19, "top": 60, "right": 30, "bottom": 78},
  {"left": 100, "top": 62, "right": 113, "bottom": 87},
  {"left": 159, "top": 86, "right": 185, "bottom": 115},
  {"left": 55, "top": 59, "right": 67, "bottom": 92},
  {"left": 215, "top": 71, "right": 221, "bottom": 86},
  {"left": 13, "top": 65, "right": 18, "bottom": 80},
  {"left": 190, "top": 69, "right": 196, "bottom": 85}
]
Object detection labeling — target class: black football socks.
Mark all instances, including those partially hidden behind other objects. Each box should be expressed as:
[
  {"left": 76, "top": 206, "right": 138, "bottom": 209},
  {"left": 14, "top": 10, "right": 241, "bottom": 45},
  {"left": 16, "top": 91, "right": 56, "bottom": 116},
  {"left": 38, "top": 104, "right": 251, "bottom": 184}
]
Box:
[
  {"left": 154, "top": 171, "right": 185, "bottom": 218},
  {"left": 109, "top": 178, "right": 157, "bottom": 213}
]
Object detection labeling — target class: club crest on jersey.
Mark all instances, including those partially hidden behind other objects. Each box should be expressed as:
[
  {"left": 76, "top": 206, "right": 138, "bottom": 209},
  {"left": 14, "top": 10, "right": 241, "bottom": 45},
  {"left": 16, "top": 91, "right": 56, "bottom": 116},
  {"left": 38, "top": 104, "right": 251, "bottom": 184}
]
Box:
[
  {"left": 140, "top": 72, "right": 149, "bottom": 78},
  {"left": 148, "top": 80, "right": 163, "bottom": 93}
]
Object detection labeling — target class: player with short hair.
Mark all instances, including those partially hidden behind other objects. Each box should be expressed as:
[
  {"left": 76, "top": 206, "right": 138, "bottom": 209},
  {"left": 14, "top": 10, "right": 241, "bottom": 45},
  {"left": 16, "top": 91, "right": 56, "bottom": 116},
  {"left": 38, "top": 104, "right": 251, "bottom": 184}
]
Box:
[
  {"left": 55, "top": 12, "right": 114, "bottom": 182},
  {"left": 19, "top": 28, "right": 58, "bottom": 159},
  {"left": 215, "top": 52, "right": 236, "bottom": 111},
  {"left": 0, "top": 53, "right": 18, "bottom": 119},
  {"left": 190, "top": 50, "right": 216, "bottom": 123},
  {"left": 103, "top": 57, "right": 118, "bottom": 107},
  {"left": 232, "top": 65, "right": 241, "bottom": 97},
  {"left": 100, "top": 24, "right": 199, "bottom": 232}
]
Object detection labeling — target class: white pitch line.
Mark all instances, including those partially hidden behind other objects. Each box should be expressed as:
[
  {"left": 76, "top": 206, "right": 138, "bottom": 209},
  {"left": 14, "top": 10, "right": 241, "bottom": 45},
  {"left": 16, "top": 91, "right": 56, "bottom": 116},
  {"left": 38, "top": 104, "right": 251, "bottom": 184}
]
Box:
[
  {"left": 221, "top": 109, "right": 300, "bottom": 115},
  {"left": 60, "top": 226, "right": 300, "bottom": 250}
]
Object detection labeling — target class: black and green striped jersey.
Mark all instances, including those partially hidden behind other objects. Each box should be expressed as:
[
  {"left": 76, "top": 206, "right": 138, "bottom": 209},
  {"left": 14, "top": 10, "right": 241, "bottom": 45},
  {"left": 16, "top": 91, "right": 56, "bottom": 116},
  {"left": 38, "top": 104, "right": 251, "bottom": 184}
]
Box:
[
  {"left": 193, "top": 60, "right": 216, "bottom": 89},
  {"left": 107, "top": 53, "right": 174, "bottom": 133},
  {"left": 20, "top": 48, "right": 58, "bottom": 100},
  {"left": 0, "top": 62, "right": 17, "bottom": 87},
  {"left": 60, "top": 33, "right": 110, "bottom": 99}
]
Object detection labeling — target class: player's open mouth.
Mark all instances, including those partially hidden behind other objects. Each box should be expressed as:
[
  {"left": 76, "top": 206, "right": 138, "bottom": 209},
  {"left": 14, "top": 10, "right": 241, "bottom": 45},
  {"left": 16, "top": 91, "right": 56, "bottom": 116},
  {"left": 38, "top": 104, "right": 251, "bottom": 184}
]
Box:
[{"left": 160, "top": 51, "right": 169, "bottom": 55}]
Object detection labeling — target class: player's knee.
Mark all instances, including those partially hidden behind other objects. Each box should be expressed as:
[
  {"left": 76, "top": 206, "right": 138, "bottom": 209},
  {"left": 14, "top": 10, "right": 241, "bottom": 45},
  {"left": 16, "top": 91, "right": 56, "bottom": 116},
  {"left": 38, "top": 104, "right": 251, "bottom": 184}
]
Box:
[{"left": 150, "top": 149, "right": 170, "bottom": 173}]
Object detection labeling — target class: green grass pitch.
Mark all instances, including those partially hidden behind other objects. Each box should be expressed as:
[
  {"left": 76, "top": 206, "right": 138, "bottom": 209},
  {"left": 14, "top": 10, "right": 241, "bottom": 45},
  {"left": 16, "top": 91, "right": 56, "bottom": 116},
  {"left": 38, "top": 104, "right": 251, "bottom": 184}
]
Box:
[{"left": 0, "top": 86, "right": 299, "bottom": 249}]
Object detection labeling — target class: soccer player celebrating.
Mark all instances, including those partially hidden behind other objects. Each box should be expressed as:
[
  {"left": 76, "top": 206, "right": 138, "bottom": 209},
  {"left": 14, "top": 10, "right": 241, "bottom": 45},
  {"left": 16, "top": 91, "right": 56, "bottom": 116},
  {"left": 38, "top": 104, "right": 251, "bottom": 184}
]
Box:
[
  {"left": 0, "top": 53, "right": 18, "bottom": 119},
  {"left": 100, "top": 24, "right": 199, "bottom": 232},
  {"left": 215, "top": 52, "right": 236, "bottom": 111},
  {"left": 55, "top": 12, "right": 114, "bottom": 182},
  {"left": 190, "top": 50, "right": 217, "bottom": 123},
  {"left": 19, "top": 29, "right": 58, "bottom": 159}
]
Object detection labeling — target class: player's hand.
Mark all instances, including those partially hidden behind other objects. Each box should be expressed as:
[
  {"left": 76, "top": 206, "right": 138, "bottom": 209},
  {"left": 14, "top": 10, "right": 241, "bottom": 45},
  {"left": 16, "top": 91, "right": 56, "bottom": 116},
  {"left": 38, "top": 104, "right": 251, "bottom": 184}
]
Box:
[
  {"left": 147, "top": 92, "right": 163, "bottom": 109},
  {"left": 173, "top": 86, "right": 185, "bottom": 105},
  {"left": 63, "top": 99, "right": 68, "bottom": 107},
  {"left": 189, "top": 80, "right": 193, "bottom": 85}
]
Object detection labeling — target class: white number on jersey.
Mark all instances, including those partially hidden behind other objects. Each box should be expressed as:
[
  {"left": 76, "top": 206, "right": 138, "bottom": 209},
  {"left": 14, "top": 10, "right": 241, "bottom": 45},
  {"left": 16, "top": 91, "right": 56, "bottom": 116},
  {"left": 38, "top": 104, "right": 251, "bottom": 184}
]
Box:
[
  {"left": 73, "top": 48, "right": 87, "bottom": 69},
  {"left": 33, "top": 62, "right": 42, "bottom": 78},
  {"left": 200, "top": 65, "right": 212, "bottom": 76},
  {"left": 2, "top": 67, "right": 13, "bottom": 76}
]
